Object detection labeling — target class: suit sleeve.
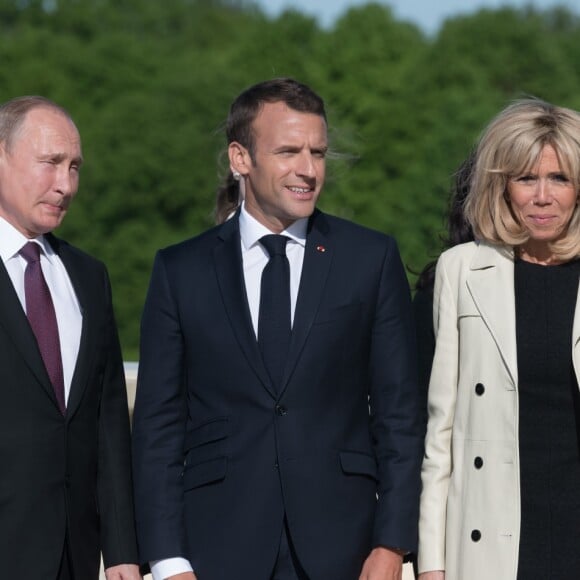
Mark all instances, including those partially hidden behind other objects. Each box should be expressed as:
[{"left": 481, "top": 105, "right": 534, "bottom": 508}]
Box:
[
  {"left": 97, "top": 265, "right": 139, "bottom": 567},
  {"left": 417, "top": 252, "right": 458, "bottom": 573},
  {"left": 131, "top": 252, "right": 189, "bottom": 564},
  {"left": 369, "top": 238, "right": 425, "bottom": 553}
]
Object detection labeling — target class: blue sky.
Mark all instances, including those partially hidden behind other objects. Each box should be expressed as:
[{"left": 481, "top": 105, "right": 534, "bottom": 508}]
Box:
[{"left": 254, "top": 0, "right": 577, "bottom": 34}]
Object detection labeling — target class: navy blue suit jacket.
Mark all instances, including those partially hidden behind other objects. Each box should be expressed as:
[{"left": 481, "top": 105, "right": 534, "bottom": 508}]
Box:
[{"left": 132, "top": 210, "right": 423, "bottom": 579}]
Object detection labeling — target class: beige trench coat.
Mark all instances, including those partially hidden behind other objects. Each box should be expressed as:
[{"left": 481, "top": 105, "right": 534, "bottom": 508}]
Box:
[{"left": 417, "top": 241, "right": 580, "bottom": 579}]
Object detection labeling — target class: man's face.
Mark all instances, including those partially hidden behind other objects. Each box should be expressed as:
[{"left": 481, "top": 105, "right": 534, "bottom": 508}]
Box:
[
  {"left": 230, "top": 101, "right": 327, "bottom": 233},
  {"left": 0, "top": 107, "right": 82, "bottom": 238}
]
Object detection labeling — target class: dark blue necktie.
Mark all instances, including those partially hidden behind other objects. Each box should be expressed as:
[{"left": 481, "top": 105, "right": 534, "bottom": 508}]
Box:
[
  {"left": 20, "top": 242, "right": 66, "bottom": 414},
  {"left": 258, "top": 235, "right": 291, "bottom": 390}
]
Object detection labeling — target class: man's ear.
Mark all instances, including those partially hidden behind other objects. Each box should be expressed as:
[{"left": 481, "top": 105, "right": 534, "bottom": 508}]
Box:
[
  {"left": 0, "top": 142, "right": 7, "bottom": 170},
  {"left": 228, "top": 141, "right": 252, "bottom": 176}
]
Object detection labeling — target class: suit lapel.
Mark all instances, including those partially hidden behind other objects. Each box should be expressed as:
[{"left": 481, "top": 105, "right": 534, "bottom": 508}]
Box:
[
  {"left": 278, "top": 211, "right": 333, "bottom": 396},
  {"left": 571, "top": 274, "right": 580, "bottom": 386},
  {"left": 213, "top": 211, "right": 334, "bottom": 399},
  {"left": 466, "top": 243, "right": 518, "bottom": 387},
  {"left": 213, "top": 216, "right": 274, "bottom": 396},
  {"left": 48, "top": 235, "right": 96, "bottom": 418},
  {"left": 0, "top": 258, "right": 58, "bottom": 404}
]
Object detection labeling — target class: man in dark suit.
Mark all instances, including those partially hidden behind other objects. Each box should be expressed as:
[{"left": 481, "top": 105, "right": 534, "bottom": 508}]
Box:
[
  {"left": 132, "top": 78, "right": 423, "bottom": 580},
  {"left": 0, "top": 96, "right": 140, "bottom": 579}
]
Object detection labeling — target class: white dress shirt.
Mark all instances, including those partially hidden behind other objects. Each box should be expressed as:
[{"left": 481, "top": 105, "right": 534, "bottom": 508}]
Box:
[
  {"left": 0, "top": 217, "right": 82, "bottom": 402},
  {"left": 150, "top": 203, "right": 308, "bottom": 580}
]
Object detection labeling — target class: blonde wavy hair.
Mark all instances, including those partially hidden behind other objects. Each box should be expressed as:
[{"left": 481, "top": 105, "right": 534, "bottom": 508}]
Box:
[{"left": 464, "top": 98, "right": 580, "bottom": 261}]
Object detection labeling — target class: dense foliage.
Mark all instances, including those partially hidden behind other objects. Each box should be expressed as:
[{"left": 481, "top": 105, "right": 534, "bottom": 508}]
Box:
[{"left": 2, "top": 0, "right": 579, "bottom": 357}]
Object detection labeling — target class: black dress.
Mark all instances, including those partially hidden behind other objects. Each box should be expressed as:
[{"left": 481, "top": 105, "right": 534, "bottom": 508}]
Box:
[{"left": 515, "top": 258, "right": 580, "bottom": 579}]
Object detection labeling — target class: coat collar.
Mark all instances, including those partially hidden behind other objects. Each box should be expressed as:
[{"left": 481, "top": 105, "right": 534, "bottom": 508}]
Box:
[
  {"left": 214, "top": 213, "right": 274, "bottom": 394},
  {"left": 49, "top": 234, "right": 98, "bottom": 418},
  {"left": 466, "top": 242, "right": 518, "bottom": 386},
  {"left": 280, "top": 210, "right": 333, "bottom": 397},
  {"left": 0, "top": 233, "right": 92, "bottom": 417},
  {"left": 467, "top": 241, "right": 580, "bottom": 388},
  {"left": 0, "top": 257, "right": 54, "bottom": 399},
  {"left": 213, "top": 209, "right": 333, "bottom": 399}
]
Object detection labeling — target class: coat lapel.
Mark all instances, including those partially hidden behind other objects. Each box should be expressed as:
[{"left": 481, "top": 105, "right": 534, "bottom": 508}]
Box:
[
  {"left": 47, "top": 235, "right": 96, "bottom": 418},
  {"left": 278, "top": 211, "right": 333, "bottom": 396},
  {"left": 571, "top": 274, "right": 580, "bottom": 385},
  {"left": 466, "top": 243, "right": 518, "bottom": 388},
  {"left": 0, "top": 258, "right": 58, "bottom": 404},
  {"left": 213, "top": 216, "right": 274, "bottom": 396}
]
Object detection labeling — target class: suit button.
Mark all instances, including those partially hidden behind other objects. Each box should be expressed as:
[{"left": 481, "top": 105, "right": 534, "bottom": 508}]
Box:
[
  {"left": 474, "top": 457, "right": 483, "bottom": 469},
  {"left": 471, "top": 529, "right": 481, "bottom": 542},
  {"left": 275, "top": 405, "right": 287, "bottom": 416},
  {"left": 475, "top": 383, "right": 485, "bottom": 396}
]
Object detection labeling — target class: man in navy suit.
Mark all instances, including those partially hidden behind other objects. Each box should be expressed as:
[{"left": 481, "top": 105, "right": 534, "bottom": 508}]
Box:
[{"left": 132, "top": 78, "right": 423, "bottom": 580}]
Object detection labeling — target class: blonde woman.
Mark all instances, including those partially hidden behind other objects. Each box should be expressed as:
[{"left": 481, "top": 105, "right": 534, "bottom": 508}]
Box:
[{"left": 418, "top": 99, "right": 580, "bottom": 580}]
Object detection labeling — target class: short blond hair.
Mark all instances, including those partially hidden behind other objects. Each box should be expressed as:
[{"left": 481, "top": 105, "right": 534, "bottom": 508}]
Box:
[{"left": 464, "top": 98, "right": 580, "bottom": 261}]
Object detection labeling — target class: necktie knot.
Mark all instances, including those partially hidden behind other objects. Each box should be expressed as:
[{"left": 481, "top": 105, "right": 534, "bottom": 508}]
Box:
[
  {"left": 20, "top": 241, "right": 42, "bottom": 264},
  {"left": 260, "top": 235, "right": 289, "bottom": 258}
]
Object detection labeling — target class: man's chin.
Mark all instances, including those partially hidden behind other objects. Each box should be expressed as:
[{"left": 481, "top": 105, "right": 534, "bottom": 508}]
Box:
[{"left": 35, "top": 217, "right": 66, "bottom": 235}]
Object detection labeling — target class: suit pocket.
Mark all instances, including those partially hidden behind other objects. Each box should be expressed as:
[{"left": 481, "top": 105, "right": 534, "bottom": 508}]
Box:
[
  {"left": 339, "top": 450, "right": 378, "bottom": 481},
  {"left": 185, "top": 416, "right": 229, "bottom": 450},
  {"left": 457, "top": 303, "right": 481, "bottom": 319},
  {"left": 183, "top": 456, "right": 227, "bottom": 490},
  {"left": 183, "top": 417, "right": 229, "bottom": 490}
]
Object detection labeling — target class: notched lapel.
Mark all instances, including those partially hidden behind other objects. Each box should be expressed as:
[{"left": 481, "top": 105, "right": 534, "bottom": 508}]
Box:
[
  {"left": 0, "top": 257, "right": 61, "bottom": 407},
  {"left": 49, "top": 236, "right": 97, "bottom": 418},
  {"left": 278, "top": 212, "right": 333, "bottom": 396},
  {"left": 466, "top": 243, "right": 518, "bottom": 387},
  {"left": 572, "top": 276, "right": 580, "bottom": 385},
  {"left": 213, "top": 218, "right": 273, "bottom": 395}
]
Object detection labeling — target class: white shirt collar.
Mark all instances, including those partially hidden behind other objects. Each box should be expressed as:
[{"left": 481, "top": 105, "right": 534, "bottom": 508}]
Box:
[
  {"left": 0, "top": 216, "right": 56, "bottom": 264},
  {"left": 239, "top": 202, "right": 308, "bottom": 252}
]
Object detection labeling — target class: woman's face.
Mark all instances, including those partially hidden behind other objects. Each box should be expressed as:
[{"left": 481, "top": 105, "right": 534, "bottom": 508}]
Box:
[{"left": 507, "top": 144, "right": 578, "bottom": 261}]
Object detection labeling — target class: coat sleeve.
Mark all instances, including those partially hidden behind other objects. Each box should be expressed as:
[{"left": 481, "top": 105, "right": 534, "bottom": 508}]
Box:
[
  {"left": 131, "top": 251, "right": 189, "bottom": 564},
  {"left": 369, "top": 238, "right": 425, "bottom": 553},
  {"left": 97, "top": 265, "right": 139, "bottom": 567},
  {"left": 417, "top": 251, "right": 459, "bottom": 573}
]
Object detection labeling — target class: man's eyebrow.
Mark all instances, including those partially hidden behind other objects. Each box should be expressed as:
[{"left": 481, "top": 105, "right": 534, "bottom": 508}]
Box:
[{"left": 40, "top": 152, "right": 84, "bottom": 165}]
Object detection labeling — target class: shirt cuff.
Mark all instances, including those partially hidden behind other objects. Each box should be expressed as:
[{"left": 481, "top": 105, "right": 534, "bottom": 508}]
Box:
[{"left": 150, "top": 557, "right": 193, "bottom": 580}]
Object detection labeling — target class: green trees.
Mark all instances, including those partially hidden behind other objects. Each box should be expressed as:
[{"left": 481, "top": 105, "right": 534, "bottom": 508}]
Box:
[{"left": 1, "top": 0, "right": 579, "bottom": 356}]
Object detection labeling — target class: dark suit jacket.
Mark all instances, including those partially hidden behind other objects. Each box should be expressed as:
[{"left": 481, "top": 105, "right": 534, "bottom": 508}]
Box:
[
  {"left": 413, "top": 286, "right": 435, "bottom": 405},
  {"left": 0, "top": 234, "right": 138, "bottom": 579},
  {"left": 132, "top": 210, "right": 423, "bottom": 579}
]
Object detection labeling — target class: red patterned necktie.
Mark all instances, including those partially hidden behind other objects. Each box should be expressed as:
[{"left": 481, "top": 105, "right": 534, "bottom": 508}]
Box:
[{"left": 20, "top": 242, "right": 66, "bottom": 414}]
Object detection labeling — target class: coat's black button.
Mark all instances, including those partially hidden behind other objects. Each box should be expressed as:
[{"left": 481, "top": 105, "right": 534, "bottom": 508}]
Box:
[
  {"left": 475, "top": 383, "right": 485, "bottom": 396},
  {"left": 474, "top": 457, "right": 483, "bottom": 469},
  {"left": 471, "top": 529, "right": 482, "bottom": 542},
  {"left": 275, "top": 405, "right": 287, "bottom": 416}
]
